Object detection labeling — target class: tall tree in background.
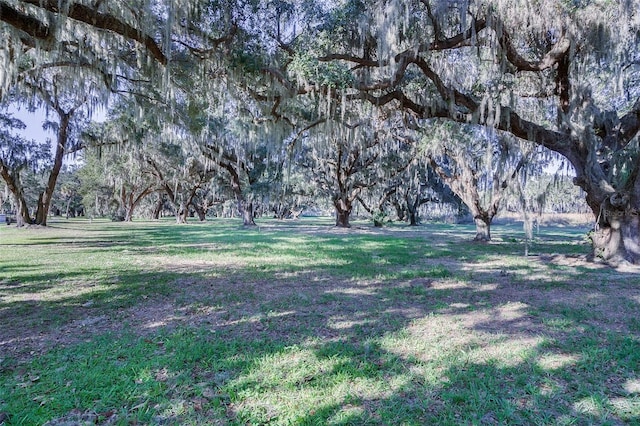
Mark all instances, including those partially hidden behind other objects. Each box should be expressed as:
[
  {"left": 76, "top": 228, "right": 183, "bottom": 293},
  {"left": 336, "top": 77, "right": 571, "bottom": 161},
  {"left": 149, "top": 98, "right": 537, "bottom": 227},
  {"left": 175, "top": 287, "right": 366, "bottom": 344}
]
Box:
[
  {"left": 0, "top": 111, "right": 50, "bottom": 226},
  {"left": 27, "top": 72, "right": 95, "bottom": 225},
  {"left": 201, "top": 123, "right": 282, "bottom": 227},
  {"left": 54, "top": 167, "right": 83, "bottom": 218},
  {"left": 422, "top": 123, "right": 534, "bottom": 241},
  {"left": 383, "top": 161, "right": 462, "bottom": 226},
  {"left": 302, "top": 112, "right": 412, "bottom": 227}
]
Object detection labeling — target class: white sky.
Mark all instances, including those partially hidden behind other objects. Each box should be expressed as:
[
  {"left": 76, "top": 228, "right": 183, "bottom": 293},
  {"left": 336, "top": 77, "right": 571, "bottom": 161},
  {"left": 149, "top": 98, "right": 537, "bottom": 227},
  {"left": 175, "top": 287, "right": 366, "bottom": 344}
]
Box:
[
  {"left": 6, "top": 103, "right": 107, "bottom": 166},
  {"left": 7, "top": 104, "right": 55, "bottom": 144}
]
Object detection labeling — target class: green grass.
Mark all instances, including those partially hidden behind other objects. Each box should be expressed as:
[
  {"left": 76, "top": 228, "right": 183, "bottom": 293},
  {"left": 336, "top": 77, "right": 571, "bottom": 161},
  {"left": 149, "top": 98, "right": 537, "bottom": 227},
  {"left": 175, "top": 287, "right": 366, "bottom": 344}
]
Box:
[{"left": 1, "top": 217, "right": 639, "bottom": 424}]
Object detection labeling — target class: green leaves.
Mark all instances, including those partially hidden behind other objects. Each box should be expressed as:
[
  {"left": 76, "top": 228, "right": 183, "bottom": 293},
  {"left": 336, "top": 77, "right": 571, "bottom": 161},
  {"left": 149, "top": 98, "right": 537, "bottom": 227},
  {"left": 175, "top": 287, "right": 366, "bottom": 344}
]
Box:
[{"left": 289, "top": 52, "right": 353, "bottom": 89}]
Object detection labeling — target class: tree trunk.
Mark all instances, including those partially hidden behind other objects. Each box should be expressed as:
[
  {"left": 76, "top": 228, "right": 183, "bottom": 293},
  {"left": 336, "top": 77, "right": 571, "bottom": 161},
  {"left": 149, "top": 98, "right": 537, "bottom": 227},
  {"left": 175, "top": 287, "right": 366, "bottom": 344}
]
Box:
[
  {"left": 406, "top": 196, "right": 420, "bottom": 226},
  {"left": 273, "top": 203, "right": 288, "bottom": 220},
  {"left": 408, "top": 210, "right": 419, "bottom": 226},
  {"left": 123, "top": 189, "right": 134, "bottom": 222},
  {"left": 15, "top": 195, "right": 30, "bottom": 227},
  {"left": 175, "top": 201, "right": 188, "bottom": 223},
  {"left": 0, "top": 162, "right": 32, "bottom": 226},
  {"left": 159, "top": 184, "right": 182, "bottom": 223},
  {"left": 119, "top": 184, "right": 154, "bottom": 222},
  {"left": 225, "top": 165, "right": 255, "bottom": 226},
  {"left": 193, "top": 203, "right": 207, "bottom": 221},
  {"left": 427, "top": 153, "right": 517, "bottom": 242},
  {"left": 209, "top": 156, "right": 257, "bottom": 225},
  {"left": 179, "top": 208, "right": 189, "bottom": 223},
  {"left": 65, "top": 198, "right": 72, "bottom": 219},
  {"left": 473, "top": 216, "right": 491, "bottom": 242},
  {"left": 240, "top": 200, "right": 256, "bottom": 226},
  {"left": 124, "top": 206, "right": 134, "bottom": 222},
  {"left": 588, "top": 196, "right": 640, "bottom": 265},
  {"left": 35, "top": 112, "right": 71, "bottom": 226},
  {"left": 567, "top": 146, "right": 640, "bottom": 266},
  {"left": 181, "top": 187, "right": 201, "bottom": 222},
  {"left": 333, "top": 197, "right": 352, "bottom": 228},
  {"left": 393, "top": 202, "right": 406, "bottom": 222},
  {"left": 152, "top": 193, "right": 164, "bottom": 219}
]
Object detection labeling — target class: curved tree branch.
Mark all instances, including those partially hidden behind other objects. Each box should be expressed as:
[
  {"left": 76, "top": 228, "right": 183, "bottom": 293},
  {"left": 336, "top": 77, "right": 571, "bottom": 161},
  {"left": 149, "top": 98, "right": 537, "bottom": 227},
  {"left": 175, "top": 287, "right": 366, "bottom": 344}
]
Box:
[
  {"left": 0, "top": 1, "right": 51, "bottom": 41},
  {"left": 3, "top": 0, "right": 167, "bottom": 65}
]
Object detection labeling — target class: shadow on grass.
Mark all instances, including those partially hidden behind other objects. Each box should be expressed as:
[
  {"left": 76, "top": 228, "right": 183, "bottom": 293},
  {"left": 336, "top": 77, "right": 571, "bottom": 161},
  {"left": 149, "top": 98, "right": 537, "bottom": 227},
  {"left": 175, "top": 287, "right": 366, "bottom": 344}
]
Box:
[{"left": 1, "top": 218, "right": 639, "bottom": 424}]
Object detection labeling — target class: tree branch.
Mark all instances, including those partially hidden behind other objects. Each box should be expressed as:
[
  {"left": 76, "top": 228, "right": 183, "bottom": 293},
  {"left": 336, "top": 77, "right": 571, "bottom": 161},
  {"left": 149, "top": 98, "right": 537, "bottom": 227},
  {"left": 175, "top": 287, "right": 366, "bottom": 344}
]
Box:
[
  {"left": 0, "top": 1, "right": 51, "bottom": 41},
  {"left": 13, "top": 0, "right": 167, "bottom": 65},
  {"left": 490, "top": 15, "right": 571, "bottom": 72},
  {"left": 618, "top": 97, "right": 640, "bottom": 146}
]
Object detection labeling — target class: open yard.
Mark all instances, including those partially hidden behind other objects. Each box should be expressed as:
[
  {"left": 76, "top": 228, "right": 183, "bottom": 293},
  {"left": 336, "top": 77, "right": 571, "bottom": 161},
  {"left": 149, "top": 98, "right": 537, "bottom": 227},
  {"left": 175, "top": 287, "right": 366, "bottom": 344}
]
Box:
[{"left": 1, "top": 218, "right": 639, "bottom": 425}]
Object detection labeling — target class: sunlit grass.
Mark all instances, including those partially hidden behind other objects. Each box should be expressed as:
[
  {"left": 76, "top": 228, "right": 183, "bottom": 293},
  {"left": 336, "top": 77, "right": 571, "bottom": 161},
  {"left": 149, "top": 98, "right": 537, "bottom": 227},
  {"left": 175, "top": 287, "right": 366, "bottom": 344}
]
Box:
[{"left": 0, "top": 217, "right": 638, "bottom": 424}]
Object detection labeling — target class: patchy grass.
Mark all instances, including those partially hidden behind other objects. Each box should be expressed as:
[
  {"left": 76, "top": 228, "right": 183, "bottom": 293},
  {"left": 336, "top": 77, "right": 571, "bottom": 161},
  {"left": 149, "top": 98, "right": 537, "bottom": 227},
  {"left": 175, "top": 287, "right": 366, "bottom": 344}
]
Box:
[{"left": 0, "top": 217, "right": 639, "bottom": 425}]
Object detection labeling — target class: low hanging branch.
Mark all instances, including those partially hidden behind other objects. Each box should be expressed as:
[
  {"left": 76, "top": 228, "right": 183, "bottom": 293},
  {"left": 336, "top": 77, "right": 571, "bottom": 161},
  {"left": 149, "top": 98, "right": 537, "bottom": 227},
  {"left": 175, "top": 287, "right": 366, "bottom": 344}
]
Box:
[
  {"left": 0, "top": 2, "right": 51, "bottom": 41},
  {"left": 1, "top": 0, "right": 167, "bottom": 65}
]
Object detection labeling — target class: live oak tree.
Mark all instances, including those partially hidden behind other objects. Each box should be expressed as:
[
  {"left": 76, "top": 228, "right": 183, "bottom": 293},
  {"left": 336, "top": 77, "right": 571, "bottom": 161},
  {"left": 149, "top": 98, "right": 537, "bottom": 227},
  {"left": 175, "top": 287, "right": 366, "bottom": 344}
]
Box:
[
  {"left": 421, "top": 122, "right": 534, "bottom": 241},
  {"left": 0, "top": 110, "right": 50, "bottom": 226},
  {"left": 352, "top": 131, "right": 438, "bottom": 226},
  {"left": 301, "top": 110, "right": 413, "bottom": 227},
  {"left": 26, "top": 71, "right": 99, "bottom": 225},
  {"left": 105, "top": 148, "right": 157, "bottom": 222},
  {"left": 298, "top": 0, "right": 640, "bottom": 265},
  {"left": 76, "top": 153, "right": 113, "bottom": 217},
  {"left": 52, "top": 166, "right": 83, "bottom": 218},
  {"left": 201, "top": 120, "right": 281, "bottom": 227},
  {"left": 384, "top": 160, "right": 462, "bottom": 226},
  {"left": 302, "top": 120, "right": 376, "bottom": 228},
  {"left": 0, "top": 37, "right": 110, "bottom": 225},
  {"left": 147, "top": 145, "right": 216, "bottom": 224},
  {"left": 270, "top": 136, "right": 320, "bottom": 220},
  {"left": 79, "top": 144, "right": 157, "bottom": 222}
]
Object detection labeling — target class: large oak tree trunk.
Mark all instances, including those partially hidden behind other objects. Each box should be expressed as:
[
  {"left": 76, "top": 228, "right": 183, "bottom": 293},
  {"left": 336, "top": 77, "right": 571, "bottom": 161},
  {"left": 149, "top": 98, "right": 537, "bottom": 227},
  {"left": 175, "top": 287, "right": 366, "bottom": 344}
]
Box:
[
  {"left": 193, "top": 204, "right": 207, "bottom": 221},
  {"left": 473, "top": 217, "right": 491, "bottom": 242},
  {"left": 152, "top": 193, "right": 164, "bottom": 219},
  {"left": 0, "top": 163, "right": 32, "bottom": 226},
  {"left": 119, "top": 184, "right": 154, "bottom": 222},
  {"left": 393, "top": 202, "right": 406, "bottom": 222},
  {"left": 240, "top": 200, "right": 256, "bottom": 226},
  {"left": 174, "top": 186, "right": 200, "bottom": 224},
  {"left": 588, "top": 196, "right": 640, "bottom": 265},
  {"left": 177, "top": 203, "right": 189, "bottom": 224},
  {"left": 15, "top": 195, "right": 31, "bottom": 227},
  {"left": 406, "top": 195, "right": 420, "bottom": 226},
  {"left": 568, "top": 139, "right": 640, "bottom": 266},
  {"left": 184, "top": 187, "right": 204, "bottom": 222},
  {"left": 208, "top": 153, "right": 257, "bottom": 227},
  {"left": 427, "top": 156, "right": 506, "bottom": 243},
  {"left": 333, "top": 196, "right": 352, "bottom": 228},
  {"left": 35, "top": 112, "right": 71, "bottom": 226},
  {"left": 225, "top": 165, "right": 255, "bottom": 227}
]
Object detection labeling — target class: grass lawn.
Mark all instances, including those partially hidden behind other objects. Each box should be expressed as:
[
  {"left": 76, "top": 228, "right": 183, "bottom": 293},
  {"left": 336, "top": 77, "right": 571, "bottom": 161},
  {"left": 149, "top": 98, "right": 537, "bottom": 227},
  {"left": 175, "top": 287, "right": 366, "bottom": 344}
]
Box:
[{"left": 0, "top": 217, "right": 639, "bottom": 425}]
